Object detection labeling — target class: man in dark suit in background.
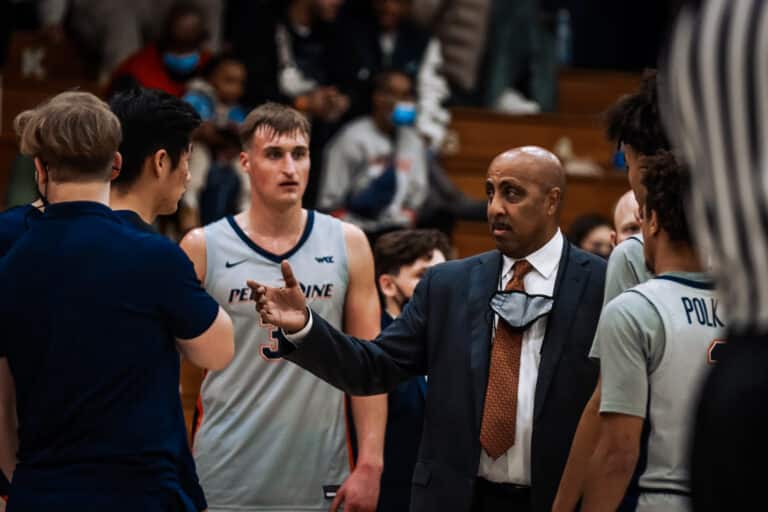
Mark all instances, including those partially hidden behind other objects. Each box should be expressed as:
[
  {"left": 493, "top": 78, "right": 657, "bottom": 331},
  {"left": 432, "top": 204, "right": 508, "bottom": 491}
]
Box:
[
  {"left": 372, "top": 228, "right": 451, "bottom": 511},
  {"left": 249, "top": 146, "right": 606, "bottom": 512}
]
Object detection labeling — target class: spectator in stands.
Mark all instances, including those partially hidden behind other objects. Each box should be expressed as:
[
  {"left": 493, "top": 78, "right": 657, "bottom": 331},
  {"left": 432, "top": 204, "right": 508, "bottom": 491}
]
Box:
[
  {"left": 612, "top": 190, "right": 641, "bottom": 245},
  {"left": 336, "top": 0, "right": 451, "bottom": 149},
  {"left": 183, "top": 54, "right": 246, "bottom": 131},
  {"left": 225, "top": 0, "right": 350, "bottom": 206},
  {"left": 184, "top": 54, "right": 247, "bottom": 127},
  {"left": 38, "top": 0, "right": 222, "bottom": 84},
  {"left": 109, "top": 2, "right": 211, "bottom": 98},
  {"left": 481, "top": 0, "right": 558, "bottom": 113},
  {"left": 318, "top": 70, "right": 428, "bottom": 237},
  {"left": 183, "top": 54, "right": 249, "bottom": 226},
  {"left": 372, "top": 228, "right": 450, "bottom": 512},
  {"left": 568, "top": 213, "right": 613, "bottom": 259},
  {"left": 409, "top": 0, "right": 491, "bottom": 100},
  {"left": 226, "top": 0, "right": 347, "bottom": 114}
]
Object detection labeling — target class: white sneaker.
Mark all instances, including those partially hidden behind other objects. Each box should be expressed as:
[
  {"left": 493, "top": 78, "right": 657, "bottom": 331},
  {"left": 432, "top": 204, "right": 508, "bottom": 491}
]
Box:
[{"left": 494, "top": 88, "right": 541, "bottom": 114}]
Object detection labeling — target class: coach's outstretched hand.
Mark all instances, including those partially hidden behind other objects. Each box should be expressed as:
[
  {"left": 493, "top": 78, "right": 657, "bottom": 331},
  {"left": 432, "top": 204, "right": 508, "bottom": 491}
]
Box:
[{"left": 247, "top": 261, "right": 309, "bottom": 334}]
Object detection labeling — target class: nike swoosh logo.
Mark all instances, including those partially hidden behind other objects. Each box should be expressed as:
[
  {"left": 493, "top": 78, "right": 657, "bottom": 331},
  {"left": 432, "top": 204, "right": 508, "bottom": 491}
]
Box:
[{"left": 225, "top": 259, "right": 248, "bottom": 268}]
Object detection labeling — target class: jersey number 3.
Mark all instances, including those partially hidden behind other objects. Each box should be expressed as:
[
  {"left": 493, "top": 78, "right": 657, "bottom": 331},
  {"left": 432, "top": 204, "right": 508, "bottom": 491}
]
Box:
[
  {"left": 259, "top": 322, "right": 283, "bottom": 362},
  {"left": 707, "top": 339, "right": 727, "bottom": 364}
]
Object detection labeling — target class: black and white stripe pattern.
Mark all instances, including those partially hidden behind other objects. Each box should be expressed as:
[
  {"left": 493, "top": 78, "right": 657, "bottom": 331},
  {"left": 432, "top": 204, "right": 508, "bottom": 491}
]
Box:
[{"left": 663, "top": 0, "right": 768, "bottom": 329}]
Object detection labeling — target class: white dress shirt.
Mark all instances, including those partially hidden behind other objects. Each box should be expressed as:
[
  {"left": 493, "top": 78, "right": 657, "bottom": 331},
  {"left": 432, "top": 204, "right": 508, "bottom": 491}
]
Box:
[{"left": 478, "top": 229, "right": 563, "bottom": 485}]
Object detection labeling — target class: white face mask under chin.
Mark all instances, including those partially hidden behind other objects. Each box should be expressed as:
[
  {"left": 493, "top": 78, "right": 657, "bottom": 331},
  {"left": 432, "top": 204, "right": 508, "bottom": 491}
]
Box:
[{"left": 489, "top": 290, "right": 554, "bottom": 331}]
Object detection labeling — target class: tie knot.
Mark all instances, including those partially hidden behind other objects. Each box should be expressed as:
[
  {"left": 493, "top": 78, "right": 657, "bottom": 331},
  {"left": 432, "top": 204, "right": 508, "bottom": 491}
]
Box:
[{"left": 505, "top": 259, "right": 534, "bottom": 291}]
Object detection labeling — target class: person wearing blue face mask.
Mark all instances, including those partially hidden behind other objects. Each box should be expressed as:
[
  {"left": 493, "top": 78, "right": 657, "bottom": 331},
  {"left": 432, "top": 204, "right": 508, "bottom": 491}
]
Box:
[
  {"left": 318, "top": 69, "right": 429, "bottom": 237},
  {"left": 109, "top": 2, "right": 211, "bottom": 98},
  {"left": 318, "top": 68, "right": 486, "bottom": 240}
]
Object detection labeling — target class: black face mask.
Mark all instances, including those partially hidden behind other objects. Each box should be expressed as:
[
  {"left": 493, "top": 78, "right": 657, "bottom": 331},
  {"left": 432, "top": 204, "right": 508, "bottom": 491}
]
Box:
[
  {"left": 393, "top": 282, "right": 410, "bottom": 312},
  {"left": 35, "top": 163, "right": 50, "bottom": 207},
  {"left": 489, "top": 290, "right": 554, "bottom": 331}
]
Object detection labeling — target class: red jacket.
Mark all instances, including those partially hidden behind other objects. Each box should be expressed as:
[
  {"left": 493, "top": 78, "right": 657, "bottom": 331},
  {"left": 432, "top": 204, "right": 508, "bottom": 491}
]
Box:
[{"left": 109, "top": 44, "right": 211, "bottom": 97}]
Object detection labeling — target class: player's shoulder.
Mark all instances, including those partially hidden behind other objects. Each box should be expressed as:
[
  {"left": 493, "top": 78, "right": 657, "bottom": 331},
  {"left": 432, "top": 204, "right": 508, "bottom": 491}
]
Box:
[
  {"left": 337, "top": 218, "right": 372, "bottom": 271},
  {"left": 607, "top": 235, "right": 647, "bottom": 273},
  {"left": 605, "top": 285, "right": 659, "bottom": 323},
  {"left": 183, "top": 215, "right": 237, "bottom": 250},
  {"left": 338, "top": 217, "right": 366, "bottom": 242},
  {"left": 180, "top": 225, "right": 208, "bottom": 257},
  {"left": 612, "top": 235, "right": 645, "bottom": 260}
]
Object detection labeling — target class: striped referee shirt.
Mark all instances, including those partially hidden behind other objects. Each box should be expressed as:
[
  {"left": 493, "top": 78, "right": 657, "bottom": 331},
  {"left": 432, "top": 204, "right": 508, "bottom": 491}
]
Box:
[{"left": 663, "top": 0, "right": 768, "bottom": 330}]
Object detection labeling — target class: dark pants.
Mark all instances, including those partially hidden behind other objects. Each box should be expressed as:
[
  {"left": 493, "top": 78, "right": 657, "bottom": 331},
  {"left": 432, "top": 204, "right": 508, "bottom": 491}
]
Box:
[
  {"left": 471, "top": 478, "right": 531, "bottom": 512},
  {"left": 691, "top": 333, "right": 768, "bottom": 512}
]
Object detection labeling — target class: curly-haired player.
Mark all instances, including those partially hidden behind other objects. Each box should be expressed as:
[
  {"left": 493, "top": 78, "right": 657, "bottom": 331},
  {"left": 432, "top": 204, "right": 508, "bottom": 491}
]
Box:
[
  {"left": 603, "top": 69, "right": 671, "bottom": 301},
  {"left": 553, "top": 70, "right": 670, "bottom": 512},
  {"left": 579, "top": 151, "right": 727, "bottom": 512}
]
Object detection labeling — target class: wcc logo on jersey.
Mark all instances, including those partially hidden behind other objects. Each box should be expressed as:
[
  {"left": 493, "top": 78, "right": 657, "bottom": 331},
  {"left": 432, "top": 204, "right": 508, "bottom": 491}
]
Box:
[{"left": 227, "top": 281, "right": 335, "bottom": 304}]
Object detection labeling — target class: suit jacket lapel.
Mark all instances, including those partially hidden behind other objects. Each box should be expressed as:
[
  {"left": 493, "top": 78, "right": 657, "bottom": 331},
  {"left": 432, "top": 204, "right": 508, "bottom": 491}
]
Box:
[
  {"left": 534, "top": 242, "right": 591, "bottom": 420},
  {"left": 468, "top": 251, "right": 503, "bottom": 432}
]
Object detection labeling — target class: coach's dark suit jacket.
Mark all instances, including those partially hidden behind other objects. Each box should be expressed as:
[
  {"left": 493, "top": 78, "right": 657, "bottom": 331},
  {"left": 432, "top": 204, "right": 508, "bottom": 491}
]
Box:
[
  {"left": 377, "top": 313, "right": 427, "bottom": 512},
  {"left": 281, "top": 242, "right": 605, "bottom": 512}
]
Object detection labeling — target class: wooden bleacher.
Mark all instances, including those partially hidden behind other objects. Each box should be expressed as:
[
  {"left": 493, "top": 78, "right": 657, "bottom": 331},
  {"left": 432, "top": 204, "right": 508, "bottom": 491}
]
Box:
[
  {"left": 558, "top": 69, "right": 640, "bottom": 116},
  {"left": 444, "top": 70, "right": 641, "bottom": 258},
  {"left": 0, "top": 31, "right": 99, "bottom": 208}
]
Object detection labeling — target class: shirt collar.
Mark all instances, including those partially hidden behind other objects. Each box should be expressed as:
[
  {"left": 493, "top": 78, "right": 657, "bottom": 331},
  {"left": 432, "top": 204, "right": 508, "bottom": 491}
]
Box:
[
  {"left": 115, "top": 210, "right": 157, "bottom": 234},
  {"left": 501, "top": 229, "right": 564, "bottom": 280},
  {"left": 43, "top": 201, "right": 116, "bottom": 221}
]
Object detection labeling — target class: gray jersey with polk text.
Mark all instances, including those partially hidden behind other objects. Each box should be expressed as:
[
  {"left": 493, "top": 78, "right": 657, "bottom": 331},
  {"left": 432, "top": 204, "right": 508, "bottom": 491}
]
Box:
[
  {"left": 194, "top": 210, "right": 350, "bottom": 511},
  {"left": 595, "top": 273, "right": 726, "bottom": 501}
]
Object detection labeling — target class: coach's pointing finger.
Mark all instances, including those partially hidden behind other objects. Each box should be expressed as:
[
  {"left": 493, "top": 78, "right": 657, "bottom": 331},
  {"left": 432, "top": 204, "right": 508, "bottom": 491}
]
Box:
[{"left": 246, "top": 267, "right": 309, "bottom": 333}]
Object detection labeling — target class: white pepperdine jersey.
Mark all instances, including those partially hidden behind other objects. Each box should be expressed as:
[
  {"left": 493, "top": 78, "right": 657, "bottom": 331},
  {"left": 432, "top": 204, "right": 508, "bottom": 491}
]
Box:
[
  {"left": 632, "top": 275, "right": 726, "bottom": 497},
  {"left": 194, "top": 210, "right": 351, "bottom": 511}
]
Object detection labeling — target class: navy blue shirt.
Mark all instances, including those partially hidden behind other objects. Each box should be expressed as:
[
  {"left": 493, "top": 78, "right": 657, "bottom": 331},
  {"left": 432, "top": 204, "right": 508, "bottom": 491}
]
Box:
[
  {"left": 114, "top": 209, "right": 209, "bottom": 511},
  {"left": 0, "top": 204, "right": 42, "bottom": 258},
  {"left": 0, "top": 202, "right": 218, "bottom": 511},
  {"left": 0, "top": 204, "right": 41, "bottom": 497},
  {"left": 115, "top": 209, "right": 157, "bottom": 233}
]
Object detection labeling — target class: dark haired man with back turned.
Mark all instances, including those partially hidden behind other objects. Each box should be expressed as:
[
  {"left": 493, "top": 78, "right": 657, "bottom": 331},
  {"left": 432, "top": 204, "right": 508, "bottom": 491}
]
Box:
[
  {"left": 109, "top": 87, "right": 202, "bottom": 231},
  {"left": 581, "top": 152, "right": 725, "bottom": 511},
  {"left": 0, "top": 91, "right": 233, "bottom": 511},
  {"left": 553, "top": 72, "right": 670, "bottom": 511}
]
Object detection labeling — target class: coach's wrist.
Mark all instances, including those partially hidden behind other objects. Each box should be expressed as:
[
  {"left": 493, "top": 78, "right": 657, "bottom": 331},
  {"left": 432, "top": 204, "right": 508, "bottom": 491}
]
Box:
[{"left": 282, "top": 307, "right": 312, "bottom": 343}]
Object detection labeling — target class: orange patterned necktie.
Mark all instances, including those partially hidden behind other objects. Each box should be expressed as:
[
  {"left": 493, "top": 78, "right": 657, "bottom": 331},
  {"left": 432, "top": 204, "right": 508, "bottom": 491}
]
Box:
[{"left": 480, "top": 259, "right": 534, "bottom": 459}]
